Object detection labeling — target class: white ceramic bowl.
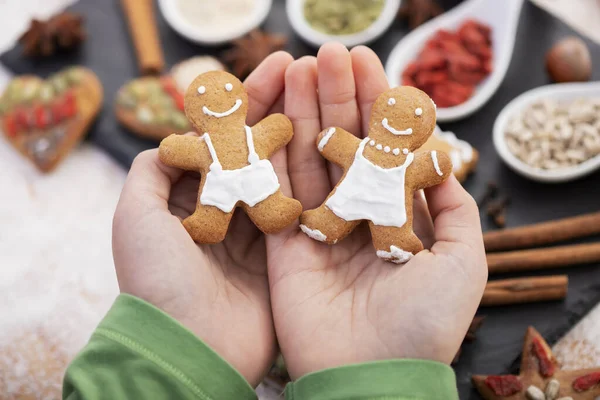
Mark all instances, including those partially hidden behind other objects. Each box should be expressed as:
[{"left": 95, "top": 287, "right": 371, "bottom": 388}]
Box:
[
  {"left": 158, "top": 0, "right": 273, "bottom": 45},
  {"left": 286, "top": 0, "right": 401, "bottom": 48},
  {"left": 493, "top": 81, "right": 600, "bottom": 183},
  {"left": 385, "top": 0, "right": 524, "bottom": 122}
]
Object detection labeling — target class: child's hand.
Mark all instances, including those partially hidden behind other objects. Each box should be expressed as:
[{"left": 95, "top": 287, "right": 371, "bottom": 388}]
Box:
[
  {"left": 267, "top": 44, "right": 488, "bottom": 379},
  {"left": 112, "top": 52, "right": 293, "bottom": 387}
]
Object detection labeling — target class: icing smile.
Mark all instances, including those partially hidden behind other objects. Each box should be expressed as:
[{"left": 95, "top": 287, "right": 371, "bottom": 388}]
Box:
[
  {"left": 382, "top": 118, "right": 413, "bottom": 135},
  {"left": 202, "top": 99, "right": 242, "bottom": 118}
]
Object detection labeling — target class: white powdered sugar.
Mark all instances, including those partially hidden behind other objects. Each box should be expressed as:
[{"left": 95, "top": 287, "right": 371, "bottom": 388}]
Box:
[{"left": 0, "top": 142, "right": 123, "bottom": 397}]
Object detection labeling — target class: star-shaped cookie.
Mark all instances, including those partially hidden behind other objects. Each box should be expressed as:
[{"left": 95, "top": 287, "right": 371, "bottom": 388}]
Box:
[{"left": 473, "top": 326, "right": 600, "bottom": 399}]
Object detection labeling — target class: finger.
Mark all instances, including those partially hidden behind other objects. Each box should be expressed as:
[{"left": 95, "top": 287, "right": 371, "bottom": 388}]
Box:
[
  {"left": 412, "top": 190, "right": 435, "bottom": 249},
  {"left": 350, "top": 46, "right": 389, "bottom": 135},
  {"left": 118, "top": 149, "right": 184, "bottom": 215},
  {"left": 267, "top": 91, "right": 295, "bottom": 197},
  {"left": 424, "top": 175, "right": 486, "bottom": 268},
  {"left": 244, "top": 51, "right": 294, "bottom": 126},
  {"left": 285, "top": 56, "right": 331, "bottom": 209},
  {"left": 317, "top": 42, "right": 361, "bottom": 185}
]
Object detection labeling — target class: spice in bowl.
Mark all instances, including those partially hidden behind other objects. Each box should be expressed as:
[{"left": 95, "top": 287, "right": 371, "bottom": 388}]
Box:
[
  {"left": 304, "top": 0, "right": 385, "bottom": 35},
  {"left": 176, "top": 0, "right": 259, "bottom": 36},
  {"left": 401, "top": 19, "right": 493, "bottom": 107},
  {"left": 546, "top": 36, "right": 592, "bottom": 83},
  {"left": 504, "top": 98, "right": 600, "bottom": 170}
]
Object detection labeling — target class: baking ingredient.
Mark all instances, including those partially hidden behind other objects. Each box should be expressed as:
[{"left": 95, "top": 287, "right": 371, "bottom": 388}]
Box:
[
  {"left": 572, "top": 372, "right": 600, "bottom": 392},
  {"left": 481, "top": 275, "right": 568, "bottom": 306},
  {"left": 402, "top": 19, "right": 493, "bottom": 107},
  {"left": 504, "top": 98, "right": 600, "bottom": 170},
  {"left": 121, "top": 0, "right": 164, "bottom": 74},
  {"left": 19, "top": 12, "right": 86, "bottom": 57},
  {"left": 177, "top": 0, "right": 258, "bottom": 36},
  {"left": 171, "top": 56, "right": 225, "bottom": 92},
  {"left": 398, "top": 0, "right": 443, "bottom": 30},
  {"left": 223, "top": 29, "right": 287, "bottom": 78},
  {"left": 484, "top": 375, "right": 523, "bottom": 396},
  {"left": 304, "top": 0, "right": 385, "bottom": 35},
  {"left": 546, "top": 37, "right": 591, "bottom": 83}
]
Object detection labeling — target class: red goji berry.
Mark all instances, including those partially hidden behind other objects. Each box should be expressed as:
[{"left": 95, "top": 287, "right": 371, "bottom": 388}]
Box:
[
  {"left": 484, "top": 375, "right": 523, "bottom": 396},
  {"left": 34, "top": 105, "right": 51, "bottom": 129},
  {"left": 415, "top": 71, "right": 448, "bottom": 87},
  {"left": 531, "top": 337, "right": 555, "bottom": 377},
  {"left": 573, "top": 372, "right": 600, "bottom": 392},
  {"left": 458, "top": 24, "right": 487, "bottom": 46},
  {"left": 402, "top": 62, "right": 420, "bottom": 79},
  {"left": 417, "top": 49, "right": 447, "bottom": 70},
  {"left": 172, "top": 91, "right": 185, "bottom": 111},
  {"left": 62, "top": 91, "right": 77, "bottom": 119},
  {"left": 3, "top": 114, "right": 17, "bottom": 137},
  {"left": 464, "top": 42, "right": 493, "bottom": 61},
  {"left": 14, "top": 108, "right": 31, "bottom": 132},
  {"left": 160, "top": 76, "right": 176, "bottom": 94},
  {"left": 449, "top": 63, "right": 486, "bottom": 85}
]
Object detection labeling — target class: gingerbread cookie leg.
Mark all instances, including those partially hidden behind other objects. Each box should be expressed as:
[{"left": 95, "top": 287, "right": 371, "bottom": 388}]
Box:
[
  {"left": 370, "top": 223, "right": 424, "bottom": 264},
  {"left": 300, "top": 205, "right": 360, "bottom": 244},
  {"left": 244, "top": 190, "right": 302, "bottom": 234},
  {"left": 183, "top": 204, "right": 233, "bottom": 244}
]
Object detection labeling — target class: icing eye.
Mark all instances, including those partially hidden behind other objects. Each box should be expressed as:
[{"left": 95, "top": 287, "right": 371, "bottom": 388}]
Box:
[
  {"left": 198, "top": 86, "right": 206, "bottom": 94},
  {"left": 388, "top": 98, "right": 396, "bottom": 106},
  {"left": 403, "top": 148, "right": 409, "bottom": 155},
  {"left": 225, "top": 83, "right": 233, "bottom": 92},
  {"left": 415, "top": 107, "right": 423, "bottom": 116}
]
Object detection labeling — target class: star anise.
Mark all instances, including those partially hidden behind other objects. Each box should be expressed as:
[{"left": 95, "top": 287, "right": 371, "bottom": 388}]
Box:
[
  {"left": 453, "top": 316, "right": 485, "bottom": 364},
  {"left": 19, "top": 12, "right": 86, "bottom": 57},
  {"left": 398, "top": 0, "right": 444, "bottom": 30},
  {"left": 222, "top": 29, "right": 287, "bottom": 79}
]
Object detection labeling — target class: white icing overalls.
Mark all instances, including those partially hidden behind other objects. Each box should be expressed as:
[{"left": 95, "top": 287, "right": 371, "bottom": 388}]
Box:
[
  {"left": 325, "top": 137, "right": 414, "bottom": 227},
  {"left": 199, "top": 126, "right": 280, "bottom": 213}
]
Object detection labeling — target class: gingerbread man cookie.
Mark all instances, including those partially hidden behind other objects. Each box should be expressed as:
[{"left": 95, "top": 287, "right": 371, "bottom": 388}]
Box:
[
  {"left": 300, "top": 86, "right": 452, "bottom": 263},
  {"left": 159, "top": 71, "right": 302, "bottom": 243}
]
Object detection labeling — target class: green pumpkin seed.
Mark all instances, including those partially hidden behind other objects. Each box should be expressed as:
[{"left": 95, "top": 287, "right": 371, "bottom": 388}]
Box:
[
  {"left": 39, "top": 84, "right": 55, "bottom": 103},
  {"left": 129, "top": 82, "right": 147, "bottom": 99},
  {"left": 304, "top": 0, "right": 385, "bottom": 35},
  {"left": 136, "top": 106, "right": 154, "bottom": 124},
  {"left": 117, "top": 91, "right": 137, "bottom": 108},
  {"left": 66, "top": 68, "right": 83, "bottom": 85},
  {"left": 51, "top": 75, "right": 68, "bottom": 93}
]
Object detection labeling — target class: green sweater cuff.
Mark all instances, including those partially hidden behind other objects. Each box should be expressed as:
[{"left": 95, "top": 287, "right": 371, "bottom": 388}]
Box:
[
  {"left": 92, "top": 294, "right": 255, "bottom": 400},
  {"left": 285, "top": 359, "right": 458, "bottom": 400}
]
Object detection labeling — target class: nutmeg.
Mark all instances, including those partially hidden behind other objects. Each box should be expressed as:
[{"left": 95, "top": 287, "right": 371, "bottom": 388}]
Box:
[{"left": 545, "top": 36, "right": 592, "bottom": 83}]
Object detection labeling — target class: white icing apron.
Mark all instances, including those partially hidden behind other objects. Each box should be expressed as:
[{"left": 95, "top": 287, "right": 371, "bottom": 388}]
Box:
[
  {"left": 200, "top": 126, "right": 280, "bottom": 213},
  {"left": 325, "top": 137, "right": 414, "bottom": 227}
]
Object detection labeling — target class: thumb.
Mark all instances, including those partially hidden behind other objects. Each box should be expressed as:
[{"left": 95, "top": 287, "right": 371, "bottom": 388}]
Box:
[{"left": 423, "top": 175, "right": 486, "bottom": 270}]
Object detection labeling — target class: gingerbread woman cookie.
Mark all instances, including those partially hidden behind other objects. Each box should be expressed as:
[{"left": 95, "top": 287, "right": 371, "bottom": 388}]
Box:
[
  {"left": 159, "top": 71, "right": 302, "bottom": 243},
  {"left": 300, "top": 86, "right": 452, "bottom": 263},
  {"left": 419, "top": 125, "right": 478, "bottom": 183}
]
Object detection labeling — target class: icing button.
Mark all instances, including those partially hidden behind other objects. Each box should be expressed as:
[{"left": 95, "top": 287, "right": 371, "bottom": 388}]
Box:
[
  {"left": 369, "top": 140, "right": 375, "bottom": 146},
  {"left": 384, "top": 146, "right": 391, "bottom": 153},
  {"left": 376, "top": 144, "right": 383, "bottom": 150},
  {"left": 393, "top": 148, "right": 400, "bottom": 155}
]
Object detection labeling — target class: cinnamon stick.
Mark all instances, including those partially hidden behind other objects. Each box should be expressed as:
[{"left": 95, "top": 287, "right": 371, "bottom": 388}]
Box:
[
  {"left": 487, "top": 242, "right": 600, "bottom": 274},
  {"left": 481, "top": 275, "right": 568, "bottom": 306},
  {"left": 120, "top": 0, "right": 164, "bottom": 75},
  {"left": 484, "top": 211, "right": 600, "bottom": 252}
]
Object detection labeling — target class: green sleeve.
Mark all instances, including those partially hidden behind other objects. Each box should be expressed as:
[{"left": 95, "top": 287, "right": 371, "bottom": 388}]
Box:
[
  {"left": 63, "top": 294, "right": 256, "bottom": 400},
  {"left": 284, "top": 359, "right": 458, "bottom": 400}
]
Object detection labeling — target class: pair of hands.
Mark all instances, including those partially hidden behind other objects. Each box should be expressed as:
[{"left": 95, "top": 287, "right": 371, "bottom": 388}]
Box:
[{"left": 112, "top": 43, "right": 488, "bottom": 387}]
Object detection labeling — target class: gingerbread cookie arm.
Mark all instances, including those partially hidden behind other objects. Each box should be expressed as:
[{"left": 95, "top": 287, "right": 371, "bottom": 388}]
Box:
[
  {"left": 250, "top": 113, "right": 293, "bottom": 159},
  {"left": 408, "top": 150, "right": 453, "bottom": 189},
  {"left": 158, "top": 134, "right": 211, "bottom": 171},
  {"left": 316, "top": 127, "right": 361, "bottom": 169}
]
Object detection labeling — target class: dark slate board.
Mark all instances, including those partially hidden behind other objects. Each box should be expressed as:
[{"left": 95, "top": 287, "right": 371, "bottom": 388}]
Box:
[{"left": 2, "top": 0, "right": 600, "bottom": 398}]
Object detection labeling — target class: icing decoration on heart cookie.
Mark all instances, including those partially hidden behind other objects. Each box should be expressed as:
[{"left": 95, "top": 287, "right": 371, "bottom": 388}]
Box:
[
  {"left": 300, "top": 86, "right": 452, "bottom": 264},
  {"left": 115, "top": 56, "right": 225, "bottom": 140},
  {"left": 0, "top": 67, "right": 102, "bottom": 172},
  {"left": 158, "top": 70, "right": 302, "bottom": 244}
]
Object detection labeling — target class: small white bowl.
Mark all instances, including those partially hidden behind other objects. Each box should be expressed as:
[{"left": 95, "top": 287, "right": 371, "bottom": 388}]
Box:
[
  {"left": 287, "top": 0, "right": 401, "bottom": 48},
  {"left": 385, "top": 0, "right": 524, "bottom": 122},
  {"left": 158, "top": 0, "right": 273, "bottom": 45},
  {"left": 493, "top": 81, "right": 600, "bottom": 183}
]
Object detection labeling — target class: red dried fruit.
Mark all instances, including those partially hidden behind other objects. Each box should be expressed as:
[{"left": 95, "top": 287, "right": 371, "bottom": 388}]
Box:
[
  {"left": 51, "top": 101, "right": 64, "bottom": 124},
  {"left": 14, "top": 108, "right": 31, "bottom": 131},
  {"left": 531, "top": 337, "right": 555, "bottom": 377},
  {"left": 415, "top": 70, "right": 448, "bottom": 87},
  {"left": 4, "top": 114, "right": 17, "bottom": 137},
  {"left": 172, "top": 91, "right": 185, "bottom": 111},
  {"left": 573, "top": 372, "right": 600, "bottom": 392},
  {"left": 400, "top": 19, "right": 492, "bottom": 107},
  {"left": 62, "top": 90, "right": 77, "bottom": 118},
  {"left": 484, "top": 375, "right": 523, "bottom": 396},
  {"left": 34, "top": 105, "right": 51, "bottom": 129}
]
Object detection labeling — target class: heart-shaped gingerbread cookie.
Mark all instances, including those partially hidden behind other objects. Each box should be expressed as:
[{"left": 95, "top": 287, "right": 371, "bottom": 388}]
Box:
[
  {"left": 116, "top": 56, "right": 225, "bottom": 141},
  {"left": 0, "top": 66, "right": 103, "bottom": 172}
]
